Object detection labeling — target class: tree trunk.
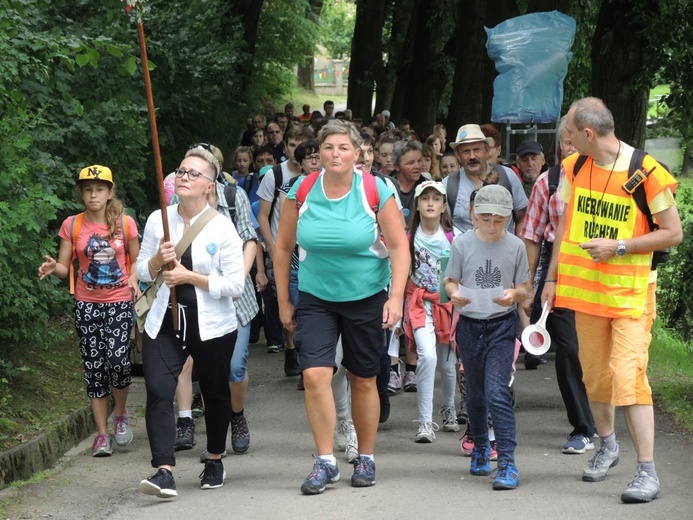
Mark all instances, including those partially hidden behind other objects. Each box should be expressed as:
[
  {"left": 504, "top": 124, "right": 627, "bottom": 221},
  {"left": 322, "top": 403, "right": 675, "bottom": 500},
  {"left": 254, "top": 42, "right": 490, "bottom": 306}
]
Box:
[
  {"left": 297, "top": 0, "right": 323, "bottom": 91},
  {"left": 398, "top": 0, "right": 452, "bottom": 135},
  {"left": 446, "top": 0, "right": 486, "bottom": 134},
  {"left": 348, "top": 0, "right": 387, "bottom": 122},
  {"left": 225, "top": 0, "right": 265, "bottom": 94},
  {"left": 389, "top": 0, "right": 421, "bottom": 121},
  {"left": 591, "top": 0, "right": 659, "bottom": 148},
  {"left": 527, "top": 0, "right": 571, "bottom": 12}
]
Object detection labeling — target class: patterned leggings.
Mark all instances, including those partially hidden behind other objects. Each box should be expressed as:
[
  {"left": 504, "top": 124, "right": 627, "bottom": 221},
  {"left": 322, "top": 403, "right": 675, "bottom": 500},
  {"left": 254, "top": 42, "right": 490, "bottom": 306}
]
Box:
[{"left": 74, "top": 300, "right": 133, "bottom": 398}]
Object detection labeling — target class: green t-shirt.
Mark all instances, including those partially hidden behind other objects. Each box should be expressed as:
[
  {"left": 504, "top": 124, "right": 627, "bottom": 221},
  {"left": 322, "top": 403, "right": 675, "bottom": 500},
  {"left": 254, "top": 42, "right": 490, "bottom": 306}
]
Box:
[{"left": 287, "top": 171, "right": 394, "bottom": 302}]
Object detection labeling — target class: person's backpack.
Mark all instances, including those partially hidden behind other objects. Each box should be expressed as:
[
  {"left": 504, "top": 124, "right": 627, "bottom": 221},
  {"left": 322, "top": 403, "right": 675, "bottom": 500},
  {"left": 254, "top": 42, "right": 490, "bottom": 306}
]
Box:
[
  {"left": 571, "top": 149, "right": 669, "bottom": 268},
  {"left": 446, "top": 163, "right": 515, "bottom": 218},
  {"left": 294, "top": 171, "right": 380, "bottom": 213},
  {"left": 223, "top": 183, "right": 238, "bottom": 225},
  {"left": 69, "top": 213, "right": 130, "bottom": 294}
]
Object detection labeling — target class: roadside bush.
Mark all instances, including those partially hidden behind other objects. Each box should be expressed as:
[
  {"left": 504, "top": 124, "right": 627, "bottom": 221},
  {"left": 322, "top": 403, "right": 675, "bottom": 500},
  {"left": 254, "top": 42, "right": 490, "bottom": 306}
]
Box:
[{"left": 657, "top": 184, "right": 693, "bottom": 338}]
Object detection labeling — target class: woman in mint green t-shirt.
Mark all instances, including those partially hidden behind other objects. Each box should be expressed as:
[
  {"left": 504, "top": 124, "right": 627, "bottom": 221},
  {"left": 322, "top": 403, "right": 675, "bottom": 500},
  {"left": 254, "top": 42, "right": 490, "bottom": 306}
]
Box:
[{"left": 274, "top": 120, "right": 409, "bottom": 495}]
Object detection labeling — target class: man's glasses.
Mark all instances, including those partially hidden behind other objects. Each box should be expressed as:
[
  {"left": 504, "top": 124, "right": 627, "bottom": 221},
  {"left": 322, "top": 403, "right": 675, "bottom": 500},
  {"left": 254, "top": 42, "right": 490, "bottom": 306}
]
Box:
[
  {"left": 174, "top": 168, "right": 214, "bottom": 182},
  {"left": 304, "top": 154, "right": 321, "bottom": 162}
]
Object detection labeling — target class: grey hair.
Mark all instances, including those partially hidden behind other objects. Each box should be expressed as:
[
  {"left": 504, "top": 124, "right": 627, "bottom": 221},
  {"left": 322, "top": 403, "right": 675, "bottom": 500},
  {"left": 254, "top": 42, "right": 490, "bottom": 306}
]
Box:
[
  {"left": 558, "top": 115, "right": 568, "bottom": 136},
  {"left": 184, "top": 147, "right": 220, "bottom": 179},
  {"left": 570, "top": 97, "right": 615, "bottom": 136},
  {"left": 392, "top": 139, "right": 422, "bottom": 166},
  {"left": 317, "top": 120, "right": 362, "bottom": 149}
]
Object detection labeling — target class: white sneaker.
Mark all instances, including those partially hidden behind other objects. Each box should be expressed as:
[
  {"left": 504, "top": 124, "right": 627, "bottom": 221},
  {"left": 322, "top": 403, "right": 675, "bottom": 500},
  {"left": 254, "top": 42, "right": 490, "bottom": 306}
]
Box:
[
  {"left": 345, "top": 429, "right": 359, "bottom": 463},
  {"left": 414, "top": 421, "right": 439, "bottom": 443},
  {"left": 440, "top": 406, "right": 460, "bottom": 432},
  {"left": 335, "top": 416, "right": 354, "bottom": 450}
]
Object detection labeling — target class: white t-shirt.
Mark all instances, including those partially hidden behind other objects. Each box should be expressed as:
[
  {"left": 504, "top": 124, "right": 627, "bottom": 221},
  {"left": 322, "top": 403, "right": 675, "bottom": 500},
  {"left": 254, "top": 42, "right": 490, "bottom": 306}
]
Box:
[{"left": 257, "top": 160, "right": 300, "bottom": 239}]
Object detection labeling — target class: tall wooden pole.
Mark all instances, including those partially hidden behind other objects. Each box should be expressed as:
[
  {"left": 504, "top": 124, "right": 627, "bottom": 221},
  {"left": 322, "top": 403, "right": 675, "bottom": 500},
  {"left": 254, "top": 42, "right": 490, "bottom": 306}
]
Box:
[{"left": 136, "top": 19, "right": 178, "bottom": 329}]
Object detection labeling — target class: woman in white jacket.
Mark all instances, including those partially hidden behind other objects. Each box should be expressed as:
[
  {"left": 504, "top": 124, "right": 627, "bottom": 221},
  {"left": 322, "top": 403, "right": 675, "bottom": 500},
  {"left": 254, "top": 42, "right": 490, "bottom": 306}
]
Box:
[{"left": 137, "top": 147, "right": 245, "bottom": 498}]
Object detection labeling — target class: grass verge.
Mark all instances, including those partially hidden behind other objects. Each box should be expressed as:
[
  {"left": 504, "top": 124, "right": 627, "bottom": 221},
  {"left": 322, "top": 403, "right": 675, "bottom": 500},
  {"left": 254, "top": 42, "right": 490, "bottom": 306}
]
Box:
[
  {"left": 649, "top": 322, "right": 693, "bottom": 435},
  {"left": 0, "top": 317, "right": 85, "bottom": 452}
]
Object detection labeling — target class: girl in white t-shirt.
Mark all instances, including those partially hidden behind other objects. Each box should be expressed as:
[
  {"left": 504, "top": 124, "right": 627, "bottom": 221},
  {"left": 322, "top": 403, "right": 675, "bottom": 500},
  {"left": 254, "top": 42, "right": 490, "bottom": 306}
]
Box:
[
  {"left": 402, "top": 181, "right": 458, "bottom": 443},
  {"left": 38, "top": 165, "right": 140, "bottom": 457}
]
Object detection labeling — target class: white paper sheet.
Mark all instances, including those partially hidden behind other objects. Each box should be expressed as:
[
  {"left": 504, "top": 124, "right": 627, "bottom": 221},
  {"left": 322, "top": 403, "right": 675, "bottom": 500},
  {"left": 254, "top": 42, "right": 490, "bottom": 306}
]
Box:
[
  {"left": 457, "top": 285, "right": 506, "bottom": 314},
  {"left": 387, "top": 320, "right": 402, "bottom": 357}
]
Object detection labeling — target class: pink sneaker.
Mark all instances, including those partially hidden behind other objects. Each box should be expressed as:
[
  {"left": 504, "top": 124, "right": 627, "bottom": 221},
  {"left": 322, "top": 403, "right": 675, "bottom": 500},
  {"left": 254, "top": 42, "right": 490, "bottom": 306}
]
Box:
[
  {"left": 91, "top": 433, "right": 113, "bottom": 457},
  {"left": 460, "top": 424, "right": 474, "bottom": 456},
  {"left": 489, "top": 440, "right": 498, "bottom": 461}
]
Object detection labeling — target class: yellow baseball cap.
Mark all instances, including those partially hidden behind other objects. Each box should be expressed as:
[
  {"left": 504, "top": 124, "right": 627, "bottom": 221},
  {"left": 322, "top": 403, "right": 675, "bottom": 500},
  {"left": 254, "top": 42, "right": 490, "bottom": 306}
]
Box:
[{"left": 77, "top": 165, "right": 114, "bottom": 185}]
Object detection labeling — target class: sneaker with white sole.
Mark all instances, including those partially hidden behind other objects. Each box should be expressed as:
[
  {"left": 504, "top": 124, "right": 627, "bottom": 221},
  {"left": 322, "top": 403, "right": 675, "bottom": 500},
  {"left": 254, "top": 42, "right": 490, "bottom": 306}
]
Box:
[
  {"left": 460, "top": 423, "right": 474, "bottom": 456},
  {"left": 582, "top": 444, "right": 619, "bottom": 482},
  {"left": 562, "top": 434, "right": 595, "bottom": 454},
  {"left": 199, "top": 459, "right": 226, "bottom": 489},
  {"left": 301, "top": 457, "right": 340, "bottom": 495},
  {"left": 403, "top": 371, "right": 417, "bottom": 392},
  {"left": 440, "top": 406, "right": 460, "bottom": 432},
  {"left": 90, "top": 433, "right": 113, "bottom": 457},
  {"left": 334, "top": 416, "right": 354, "bottom": 450},
  {"left": 387, "top": 369, "right": 402, "bottom": 394},
  {"left": 345, "top": 436, "right": 359, "bottom": 463},
  {"left": 415, "top": 421, "right": 439, "bottom": 443},
  {"left": 621, "top": 471, "right": 661, "bottom": 503},
  {"left": 112, "top": 410, "right": 135, "bottom": 446},
  {"left": 139, "top": 468, "right": 177, "bottom": 498}
]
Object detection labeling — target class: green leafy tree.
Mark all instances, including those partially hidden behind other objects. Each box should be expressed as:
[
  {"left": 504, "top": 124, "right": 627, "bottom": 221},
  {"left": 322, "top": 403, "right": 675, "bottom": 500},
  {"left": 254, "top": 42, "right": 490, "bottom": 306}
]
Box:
[{"left": 320, "top": 0, "right": 356, "bottom": 59}]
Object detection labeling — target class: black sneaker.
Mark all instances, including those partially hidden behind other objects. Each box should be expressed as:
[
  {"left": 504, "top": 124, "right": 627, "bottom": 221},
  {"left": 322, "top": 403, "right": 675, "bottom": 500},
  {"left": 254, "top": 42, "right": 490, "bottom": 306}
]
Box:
[
  {"left": 230, "top": 413, "right": 250, "bottom": 454},
  {"left": 199, "top": 459, "right": 226, "bottom": 489},
  {"left": 191, "top": 393, "right": 204, "bottom": 419},
  {"left": 139, "top": 468, "right": 177, "bottom": 499},
  {"left": 284, "top": 347, "right": 300, "bottom": 377},
  {"left": 174, "top": 417, "right": 195, "bottom": 451},
  {"left": 378, "top": 392, "right": 390, "bottom": 424},
  {"left": 524, "top": 353, "right": 547, "bottom": 370},
  {"left": 351, "top": 456, "right": 376, "bottom": 487}
]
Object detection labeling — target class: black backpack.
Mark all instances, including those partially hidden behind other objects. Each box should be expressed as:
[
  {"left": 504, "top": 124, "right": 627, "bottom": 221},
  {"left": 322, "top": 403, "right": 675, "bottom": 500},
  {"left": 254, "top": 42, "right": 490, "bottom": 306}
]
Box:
[
  {"left": 557, "top": 149, "right": 669, "bottom": 268},
  {"left": 223, "top": 183, "right": 237, "bottom": 225}
]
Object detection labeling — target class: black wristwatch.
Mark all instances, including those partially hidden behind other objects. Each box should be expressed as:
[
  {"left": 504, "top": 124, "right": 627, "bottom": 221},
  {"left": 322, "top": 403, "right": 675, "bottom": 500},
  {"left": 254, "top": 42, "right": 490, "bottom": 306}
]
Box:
[{"left": 615, "top": 240, "right": 627, "bottom": 257}]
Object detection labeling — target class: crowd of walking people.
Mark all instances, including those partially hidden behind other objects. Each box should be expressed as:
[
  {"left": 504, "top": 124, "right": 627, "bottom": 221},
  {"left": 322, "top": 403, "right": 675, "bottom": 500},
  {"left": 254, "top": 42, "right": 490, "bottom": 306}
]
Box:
[{"left": 39, "top": 96, "right": 682, "bottom": 504}]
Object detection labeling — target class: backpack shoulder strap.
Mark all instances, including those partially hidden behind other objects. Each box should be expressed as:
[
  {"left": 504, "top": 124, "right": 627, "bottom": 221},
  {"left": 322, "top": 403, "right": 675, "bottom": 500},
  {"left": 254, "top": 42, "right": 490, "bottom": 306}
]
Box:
[
  {"left": 444, "top": 230, "right": 455, "bottom": 243},
  {"left": 446, "top": 172, "right": 460, "bottom": 217},
  {"left": 629, "top": 149, "right": 655, "bottom": 230},
  {"left": 493, "top": 163, "right": 512, "bottom": 193},
  {"left": 268, "top": 164, "right": 284, "bottom": 221},
  {"left": 572, "top": 155, "right": 589, "bottom": 179},
  {"left": 547, "top": 164, "right": 561, "bottom": 197},
  {"left": 362, "top": 172, "right": 380, "bottom": 213},
  {"left": 295, "top": 172, "right": 321, "bottom": 210},
  {"left": 69, "top": 213, "right": 84, "bottom": 295},
  {"left": 224, "top": 183, "right": 238, "bottom": 224}
]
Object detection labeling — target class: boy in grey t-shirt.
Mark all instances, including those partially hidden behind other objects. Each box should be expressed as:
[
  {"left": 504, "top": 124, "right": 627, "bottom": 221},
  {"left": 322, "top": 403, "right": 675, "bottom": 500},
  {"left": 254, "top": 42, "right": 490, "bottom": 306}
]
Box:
[{"left": 444, "top": 185, "right": 531, "bottom": 491}]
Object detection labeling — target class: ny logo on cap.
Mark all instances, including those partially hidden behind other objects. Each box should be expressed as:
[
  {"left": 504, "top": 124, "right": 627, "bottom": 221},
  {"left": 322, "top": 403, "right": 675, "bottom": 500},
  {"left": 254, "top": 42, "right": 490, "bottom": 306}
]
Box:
[{"left": 87, "top": 166, "right": 103, "bottom": 180}]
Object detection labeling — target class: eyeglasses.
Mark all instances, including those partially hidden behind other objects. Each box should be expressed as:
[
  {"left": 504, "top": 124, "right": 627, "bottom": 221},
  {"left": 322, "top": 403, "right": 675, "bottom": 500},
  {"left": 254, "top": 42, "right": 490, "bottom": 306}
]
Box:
[
  {"left": 174, "top": 168, "right": 214, "bottom": 182},
  {"left": 304, "top": 154, "right": 321, "bottom": 162}
]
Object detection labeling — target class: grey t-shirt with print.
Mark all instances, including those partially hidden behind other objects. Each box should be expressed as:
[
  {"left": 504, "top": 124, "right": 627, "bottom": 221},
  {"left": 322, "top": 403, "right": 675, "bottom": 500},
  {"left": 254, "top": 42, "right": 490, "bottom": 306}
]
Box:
[{"left": 445, "top": 230, "right": 530, "bottom": 320}]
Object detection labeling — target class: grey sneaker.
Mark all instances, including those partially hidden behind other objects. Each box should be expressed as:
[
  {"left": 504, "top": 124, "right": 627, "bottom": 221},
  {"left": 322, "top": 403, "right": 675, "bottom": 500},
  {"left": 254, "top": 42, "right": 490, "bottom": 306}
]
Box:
[
  {"left": 113, "top": 410, "right": 134, "bottom": 446},
  {"left": 440, "top": 406, "right": 460, "bottom": 432},
  {"left": 334, "top": 416, "right": 354, "bottom": 450},
  {"left": 414, "top": 421, "right": 439, "bottom": 443},
  {"left": 621, "top": 471, "right": 661, "bottom": 503},
  {"left": 90, "top": 433, "right": 113, "bottom": 457},
  {"left": 582, "top": 444, "right": 619, "bottom": 482},
  {"left": 403, "top": 370, "right": 417, "bottom": 392}
]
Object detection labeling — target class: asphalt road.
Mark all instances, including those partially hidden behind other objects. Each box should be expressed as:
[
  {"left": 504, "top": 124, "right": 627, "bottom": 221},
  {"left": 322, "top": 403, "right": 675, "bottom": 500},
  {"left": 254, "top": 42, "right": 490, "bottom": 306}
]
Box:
[{"left": 2, "top": 343, "right": 690, "bottom": 520}]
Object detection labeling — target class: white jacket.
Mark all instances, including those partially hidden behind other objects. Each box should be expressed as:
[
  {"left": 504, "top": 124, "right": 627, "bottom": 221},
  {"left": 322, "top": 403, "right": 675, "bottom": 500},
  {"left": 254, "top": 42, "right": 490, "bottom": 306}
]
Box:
[{"left": 136, "top": 204, "right": 245, "bottom": 341}]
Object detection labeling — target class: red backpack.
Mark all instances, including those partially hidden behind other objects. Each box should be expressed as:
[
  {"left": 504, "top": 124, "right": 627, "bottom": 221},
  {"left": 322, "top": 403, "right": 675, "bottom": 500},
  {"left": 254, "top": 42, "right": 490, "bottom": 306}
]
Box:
[{"left": 295, "top": 171, "right": 380, "bottom": 213}]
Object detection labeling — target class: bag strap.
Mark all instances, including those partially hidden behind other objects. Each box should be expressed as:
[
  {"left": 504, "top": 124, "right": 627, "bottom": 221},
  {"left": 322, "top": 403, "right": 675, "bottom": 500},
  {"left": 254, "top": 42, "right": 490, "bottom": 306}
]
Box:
[
  {"left": 268, "top": 164, "right": 284, "bottom": 223},
  {"left": 295, "top": 171, "right": 321, "bottom": 210},
  {"left": 69, "top": 213, "right": 84, "bottom": 295},
  {"left": 223, "top": 183, "right": 238, "bottom": 225},
  {"left": 628, "top": 149, "right": 655, "bottom": 232},
  {"left": 547, "top": 164, "right": 561, "bottom": 198},
  {"left": 144, "top": 207, "right": 220, "bottom": 300},
  {"left": 362, "top": 172, "right": 380, "bottom": 213},
  {"left": 446, "top": 171, "right": 460, "bottom": 218}
]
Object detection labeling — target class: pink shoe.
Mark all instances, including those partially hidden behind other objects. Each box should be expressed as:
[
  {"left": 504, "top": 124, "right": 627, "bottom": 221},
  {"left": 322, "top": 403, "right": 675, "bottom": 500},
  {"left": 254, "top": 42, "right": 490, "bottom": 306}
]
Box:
[{"left": 460, "top": 424, "right": 474, "bottom": 456}]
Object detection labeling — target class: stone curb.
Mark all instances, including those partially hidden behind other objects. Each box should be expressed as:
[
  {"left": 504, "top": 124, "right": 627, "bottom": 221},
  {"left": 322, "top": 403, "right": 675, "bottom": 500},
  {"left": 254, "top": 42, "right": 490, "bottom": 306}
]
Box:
[{"left": 0, "top": 406, "right": 94, "bottom": 490}]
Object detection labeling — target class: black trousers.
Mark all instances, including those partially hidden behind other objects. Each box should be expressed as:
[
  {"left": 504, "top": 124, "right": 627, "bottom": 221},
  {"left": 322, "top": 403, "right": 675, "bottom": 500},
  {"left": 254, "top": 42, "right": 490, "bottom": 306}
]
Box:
[
  {"left": 142, "top": 306, "right": 236, "bottom": 467},
  {"left": 532, "top": 242, "right": 596, "bottom": 438}
]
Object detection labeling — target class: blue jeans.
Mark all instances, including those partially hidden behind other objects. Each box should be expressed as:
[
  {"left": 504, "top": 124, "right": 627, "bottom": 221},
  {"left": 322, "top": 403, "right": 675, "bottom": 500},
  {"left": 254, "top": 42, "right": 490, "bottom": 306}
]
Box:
[
  {"left": 230, "top": 320, "right": 250, "bottom": 383},
  {"left": 289, "top": 268, "right": 299, "bottom": 307},
  {"left": 456, "top": 312, "right": 518, "bottom": 465}
]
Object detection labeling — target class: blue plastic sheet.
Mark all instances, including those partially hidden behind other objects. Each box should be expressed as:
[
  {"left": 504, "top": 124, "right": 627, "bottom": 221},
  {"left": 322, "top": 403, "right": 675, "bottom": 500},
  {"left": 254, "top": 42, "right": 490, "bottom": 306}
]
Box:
[{"left": 485, "top": 11, "right": 576, "bottom": 123}]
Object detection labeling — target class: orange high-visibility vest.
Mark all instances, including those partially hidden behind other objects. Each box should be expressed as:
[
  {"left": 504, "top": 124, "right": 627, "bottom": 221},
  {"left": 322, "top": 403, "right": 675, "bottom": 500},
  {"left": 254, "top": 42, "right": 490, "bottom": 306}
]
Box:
[{"left": 556, "top": 151, "right": 672, "bottom": 318}]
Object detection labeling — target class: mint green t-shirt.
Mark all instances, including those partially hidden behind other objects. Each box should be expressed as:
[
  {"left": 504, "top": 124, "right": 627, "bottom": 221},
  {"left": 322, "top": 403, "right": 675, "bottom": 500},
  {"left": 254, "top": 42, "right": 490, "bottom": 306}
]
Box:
[{"left": 287, "top": 170, "right": 394, "bottom": 302}]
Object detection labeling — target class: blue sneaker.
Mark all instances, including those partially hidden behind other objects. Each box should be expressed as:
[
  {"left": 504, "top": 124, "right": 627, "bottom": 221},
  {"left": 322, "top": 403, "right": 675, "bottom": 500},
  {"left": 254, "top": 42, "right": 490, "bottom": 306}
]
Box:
[
  {"left": 300, "top": 457, "right": 340, "bottom": 495},
  {"left": 351, "top": 456, "right": 376, "bottom": 487},
  {"left": 493, "top": 462, "right": 520, "bottom": 490},
  {"left": 470, "top": 445, "right": 491, "bottom": 476}
]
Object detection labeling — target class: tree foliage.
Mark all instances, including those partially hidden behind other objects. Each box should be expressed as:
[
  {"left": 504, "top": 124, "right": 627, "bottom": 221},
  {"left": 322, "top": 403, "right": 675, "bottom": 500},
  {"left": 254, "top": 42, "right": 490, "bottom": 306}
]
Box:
[{"left": 320, "top": 0, "right": 356, "bottom": 60}]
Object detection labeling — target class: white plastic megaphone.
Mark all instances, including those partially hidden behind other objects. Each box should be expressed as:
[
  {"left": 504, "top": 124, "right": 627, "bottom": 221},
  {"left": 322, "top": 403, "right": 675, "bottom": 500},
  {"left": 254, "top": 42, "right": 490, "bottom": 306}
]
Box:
[{"left": 521, "top": 302, "right": 551, "bottom": 355}]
